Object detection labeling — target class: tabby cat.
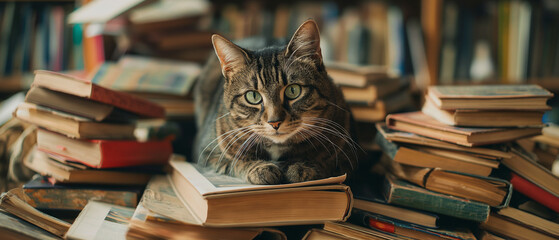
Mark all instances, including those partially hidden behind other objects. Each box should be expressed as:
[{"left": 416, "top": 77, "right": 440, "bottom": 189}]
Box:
[{"left": 193, "top": 20, "right": 360, "bottom": 184}]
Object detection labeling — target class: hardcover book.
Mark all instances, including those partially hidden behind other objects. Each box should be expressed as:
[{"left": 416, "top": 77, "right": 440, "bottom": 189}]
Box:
[
  {"left": 22, "top": 175, "right": 142, "bottom": 211},
  {"left": 421, "top": 97, "right": 545, "bottom": 127},
  {"left": 375, "top": 132, "right": 498, "bottom": 176},
  {"left": 32, "top": 70, "right": 165, "bottom": 118},
  {"left": 427, "top": 84, "right": 553, "bottom": 110},
  {"left": 386, "top": 111, "right": 542, "bottom": 147},
  {"left": 383, "top": 174, "right": 490, "bottom": 222},
  {"left": 148, "top": 156, "right": 352, "bottom": 227},
  {"left": 479, "top": 213, "right": 556, "bottom": 240},
  {"left": 129, "top": 175, "right": 287, "bottom": 240},
  {"left": 36, "top": 129, "right": 172, "bottom": 169}
]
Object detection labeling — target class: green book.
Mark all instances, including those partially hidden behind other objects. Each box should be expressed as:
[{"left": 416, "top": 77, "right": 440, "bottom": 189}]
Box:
[{"left": 383, "top": 174, "right": 490, "bottom": 222}]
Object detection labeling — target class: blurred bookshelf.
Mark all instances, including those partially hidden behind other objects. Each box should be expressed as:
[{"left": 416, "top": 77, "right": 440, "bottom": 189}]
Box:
[{"left": 1, "top": 0, "right": 559, "bottom": 94}]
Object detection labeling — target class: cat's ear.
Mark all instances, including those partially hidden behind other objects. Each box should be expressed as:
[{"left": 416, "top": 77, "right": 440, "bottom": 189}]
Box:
[
  {"left": 285, "top": 19, "right": 323, "bottom": 64},
  {"left": 212, "top": 34, "right": 250, "bottom": 78}
]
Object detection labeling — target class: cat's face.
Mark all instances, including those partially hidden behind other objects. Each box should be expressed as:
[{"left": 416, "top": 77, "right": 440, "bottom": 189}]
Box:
[{"left": 213, "top": 20, "right": 335, "bottom": 144}]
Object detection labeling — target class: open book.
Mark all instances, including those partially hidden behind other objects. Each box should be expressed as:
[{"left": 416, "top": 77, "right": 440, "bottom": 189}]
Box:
[{"left": 146, "top": 155, "right": 353, "bottom": 227}]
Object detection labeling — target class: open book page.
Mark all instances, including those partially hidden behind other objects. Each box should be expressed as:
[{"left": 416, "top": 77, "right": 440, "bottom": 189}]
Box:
[
  {"left": 66, "top": 201, "right": 134, "bottom": 240},
  {"left": 170, "top": 157, "right": 347, "bottom": 196}
]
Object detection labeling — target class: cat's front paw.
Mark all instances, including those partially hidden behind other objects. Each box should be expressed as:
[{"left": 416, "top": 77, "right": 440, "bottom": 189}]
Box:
[
  {"left": 247, "top": 163, "right": 283, "bottom": 185},
  {"left": 286, "top": 162, "right": 319, "bottom": 183}
]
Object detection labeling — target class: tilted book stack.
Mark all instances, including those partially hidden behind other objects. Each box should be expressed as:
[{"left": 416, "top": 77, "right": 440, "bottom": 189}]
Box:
[
  {"left": 364, "top": 84, "right": 557, "bottom": 239},
  {"left": 13, "top": 70, "right": 174, "bottom": 217}
]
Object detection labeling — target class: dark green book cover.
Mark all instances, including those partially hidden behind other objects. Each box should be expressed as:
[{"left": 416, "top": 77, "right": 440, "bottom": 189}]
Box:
[{"left": 383, "top": 174, "right": 490, "bottom": 222}]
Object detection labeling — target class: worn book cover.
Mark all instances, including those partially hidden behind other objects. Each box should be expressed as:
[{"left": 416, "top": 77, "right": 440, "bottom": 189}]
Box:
[{"left": 383, "top": 174, "right": 490, "bottom": 222}]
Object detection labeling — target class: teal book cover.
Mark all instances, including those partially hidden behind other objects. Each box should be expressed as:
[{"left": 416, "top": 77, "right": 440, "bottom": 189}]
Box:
[{"left": 383, "top": 174, "right": 490, "bottom": 222}]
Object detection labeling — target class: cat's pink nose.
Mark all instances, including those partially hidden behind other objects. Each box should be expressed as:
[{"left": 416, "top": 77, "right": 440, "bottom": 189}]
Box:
[{"left": 268, "top": 121, "right": 282, "bottom": 130}]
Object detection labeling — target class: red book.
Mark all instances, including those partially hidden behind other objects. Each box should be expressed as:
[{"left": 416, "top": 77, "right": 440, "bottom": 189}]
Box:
[
  {"left": 37, "top": 129, "right": 172, "bottom": 169},
  {"left": 510, "top": 172, "right": 559, "bottom": 213},
  {"left": 31, "top": 70, "right": 165, "bottom": 118}
]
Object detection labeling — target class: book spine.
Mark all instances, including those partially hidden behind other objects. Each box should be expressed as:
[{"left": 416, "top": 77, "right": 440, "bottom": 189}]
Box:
[
  {"left": 384, "top": 179, "right": 490, "bottom": 222},
  {"left": 509, "top": 172, "right": 559, "bottom": 213},
  {"left": 99, "top": 139, "right": 172, "bottom": 168},
  {"left": 374, "top": 132, "right": 398, "bottom": 159}
]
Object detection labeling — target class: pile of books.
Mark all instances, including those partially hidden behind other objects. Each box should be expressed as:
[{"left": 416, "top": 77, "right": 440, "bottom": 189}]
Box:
[
  {"left": 318, "top": 84, "right": 557, "bottom": 240},
  {"left": 10, "top": 70, "right": 174, "bottom": 220}
]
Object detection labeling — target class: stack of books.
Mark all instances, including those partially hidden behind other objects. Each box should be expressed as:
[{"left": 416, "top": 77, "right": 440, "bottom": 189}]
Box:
[
  {"left": 327, "top": 63, "right": 413, "bottom": 124},
  {"left": 343, "top": 84, "right": 556, "bottom": 239},
  {"left": 12, "top": 70, "right": 174, "bottom": 218}
]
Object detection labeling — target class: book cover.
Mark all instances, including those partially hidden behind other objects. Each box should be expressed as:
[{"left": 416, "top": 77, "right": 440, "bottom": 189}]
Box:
[
  {"left": 386, "top": 111, "right": 542, "bottom": 146},
  {"left": 130, "top": 175, "right": 287, "bottom": 240},
  {"left": 429, "top": 84, "right": 553, "bottom": 99},
  {"left": 383, "top": 174, "right": 490, "bottom": 222},
  {"left": 22, "top": 175, "right": 142, "bottom": 211},
  {"left": 37, "top": 129, "right": 172, "bottom": 169},
  {"left": 32, "top": 70, "right": 165, "bottom": 118}
]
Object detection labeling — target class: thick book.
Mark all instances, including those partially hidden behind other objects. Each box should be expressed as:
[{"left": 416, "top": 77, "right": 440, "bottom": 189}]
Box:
[
  {"left": 14, "top": 102, "right": 137, "bottom": 139},
  {"left": 156, "top": 156, "right": 352, "bottom": 227},
  {"left": 320, "top": 221, "right": 408, "bottom": 240},
  {"left": 36, "top": 129, "right": 172, "bottom": 169},
  {"left": 502, "top": 147, "right": 559, "bottom": 198},
  {"left": 353, "top": 199, "right": 440, "bottom": 229},
  {"left": 427, "top": 84, "right": 553, "bottom": 110},
  {"left": 22, "top": 175, "right": 142, "bottom": 211},
  {"left": 128, "top": 175, "right": 287, "bottom": 240},
  {"left": 479, "top": 213, "right": 556, "bottom": 240},
  {"left": 303, "top": 228, "right": 352, "bottom": 240},
  {"left": 0, "top": 209, "right": 60, "bottom": 240},
  {"left": 496, "top": 207, "right": 559, "bottom": 238},
  {"left": 31, "top": 70, "right": 165, "bottom": 118},
  {"left": 421, "top": 97, "right": 545, "bottom": 127},
  {"left": 386, "top": 111, "right": 542, "bottom": 147},
  {"left": 375, "top": 132, "right": 498, "bottom": 176},
  {"left": 24, "top": 151, "right": 155, "bottom": 186},
  {"left": 375, "top": 123, "right": 512, "bottom": 160},
  {"left": 25, "top": 86, "right": 138, "bottom": 122},
  {"left": 0, "top": 188, "right": 70, "bottom": 238},
  {"left": 509, "top": 172, "right": 559, "bottom": 213},
  {"left": 400, "top": 167, "right": 512, "bottom": 207},
  {"left": 65, "top": 201, "right": 135, "bottom": 240},
  {"left": 383, "top": 174, "right": 490, "bottom": 222}
]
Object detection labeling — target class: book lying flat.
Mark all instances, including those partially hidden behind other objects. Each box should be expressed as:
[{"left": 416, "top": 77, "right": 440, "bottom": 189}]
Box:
[
  {"left": 386, "top": 111, "right": 542, "bottom": 147},
  {"left": 24, "top": 151, "right": 155, "bottom": 186},
  {"left": 375, "top": 132, "right": 498, "bottom": 176},
  {"left": 350, "top": 91, "right": 412, "bottom": 123},
  {"left": 153, "top": 156, "right": 352, "bottom": 227},
  {"left": 375, "top": 123, "right": 512, "bottom": 159},
  {"left": 421, "top": 97, "right": 545, "bottom": 127},
  {"left": 14, "top": 102, "right": 137, "bottom": 139},
  {"left": 340, "top": 77, "right": 409, "bottom": 105},
  {"left": 479, "top": 213, "right": 556, "bottom": 240},
  {"left": 321, "top": 221, "right": 407, "bottom": 240},
  {"left": 23, "top": 175, "right": 142, "bottom": 211},
  {"left": 400, "top": 166, "right": 512, "bottom": 207},
  {"left": 129, "top": 175, "right": 287, "bottom": 240},
  {"left": 32, "top": 70, "right": 165, "bottom": 118},
  {"left": 503, "top": 147, "right": 559, "bottom": 198},
  {"left": 0, "top": 209, "right": 60, "bottom": 240},
  {"left": 509, "top": 172, "right": 559, "bottom": 213},
  {"left": 37, "top": 129, "right": 172, "bottom": 169},
  {"left": 427, "top": 84, "right": 553, "bottom": 110},
  {"left": 0, "top": 188, "right": 71, "bottom": 238},
  {"left": 383, "top": 174, "right": 490, "bottom": 222},
  {"left": 497, "top": 207, "right": 559, "bottom": 238}
]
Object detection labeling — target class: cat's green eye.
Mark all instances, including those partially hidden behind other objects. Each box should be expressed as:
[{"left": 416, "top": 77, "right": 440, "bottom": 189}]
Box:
[
  {"left": 285, "top": 84, "right": 302, "bottom": 100},
  {"left": 245, "top": 91, "right": 262, "bottom": 105}
]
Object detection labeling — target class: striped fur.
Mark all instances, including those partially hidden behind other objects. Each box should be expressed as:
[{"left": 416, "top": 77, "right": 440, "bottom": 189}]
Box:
[{"left": 193, "top": 20, "right": 359, "bottom": 184}]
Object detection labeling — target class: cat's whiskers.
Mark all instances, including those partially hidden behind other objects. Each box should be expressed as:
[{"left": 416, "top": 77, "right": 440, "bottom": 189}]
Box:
[
  {"left": 230, "top": 133, "right": 260, "bottom": 176},
  {"left": 326, "top": 101, "right": 349, "bottom": 113},
  {"left": 303, "top": 117, "right": 364, "bottom": 155},
  {"left": 301, "top": 123, "right": 354, "bottom": 170},
  {"left": 215, "top": 112, "right": 231, "bottom": 122},
  {"left": 200, "top": 126, "right": 252, "bottom": 166},
  {"left": 217, "top": 128, "right": 255, "bottom": 168}
]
